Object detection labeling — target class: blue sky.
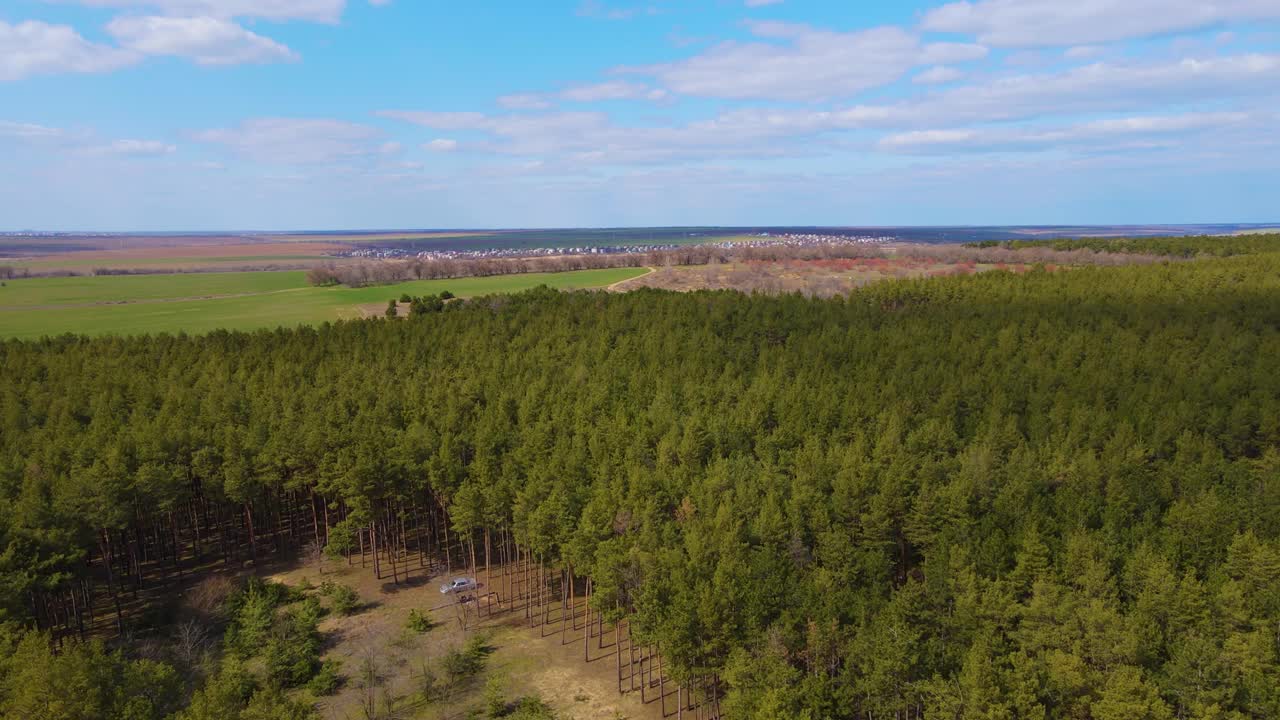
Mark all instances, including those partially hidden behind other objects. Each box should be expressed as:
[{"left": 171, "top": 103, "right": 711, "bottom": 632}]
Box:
[{"left": 1, "top": 0, "right": 1278, "bottom": 230}]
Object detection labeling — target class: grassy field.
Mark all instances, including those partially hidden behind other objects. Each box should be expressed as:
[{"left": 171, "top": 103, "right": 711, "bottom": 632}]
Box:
[
  {"left": 9, "top": 254, "right": 330, "bottom": 270},
  {"left": 0, "top": 271, "right": 307, "bottom": 307},
  {"left": 0, "top": 268, "right": 644, "bottom": 340}
]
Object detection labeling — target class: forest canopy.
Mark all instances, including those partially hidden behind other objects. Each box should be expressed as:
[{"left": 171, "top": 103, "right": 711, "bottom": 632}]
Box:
[
  {"left": 1, "top": 249, "right": 1279, "bottom": 718},
  {"left": 964, "top": 232, "right": 1280, "bottom": 257}
]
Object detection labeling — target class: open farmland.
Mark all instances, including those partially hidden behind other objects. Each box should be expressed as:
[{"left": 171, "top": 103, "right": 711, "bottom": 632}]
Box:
[
  {"left": 0, "top": 267, "right": 645, "bottom": 339},
  {"left": 256, "top": 231, "right": 492, "bottom": 242},
  {"left": 0, "top": 270, "right": 306, "bottom": 307},
  {"left": 3, "top": 241, "right": 347, "bottom": 273}
]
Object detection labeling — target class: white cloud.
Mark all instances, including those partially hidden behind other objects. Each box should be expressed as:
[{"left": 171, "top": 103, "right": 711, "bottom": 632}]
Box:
[
  {"left": 1065, "top": 45, "right": 1104, "bottom": 59},
  {"left": 382, "top": 50, "right": 1280, "bottom": 170},
  {"left": 377, "top": 111, "right": 489, "bottom": 130},
  {"left": 561, "top": 81, "right": 662, "bottom": 101},
  {"left": 425, "top": 138, "right": 457, "bottom": 151},
  {"left": 0, "top": 120, "right": 65, "bottom": 140},
  {"left": 193, "top": 118, "right": 385, "bottom": 164},
  {"left": 902, "top": 54, "right": 1280, "bottom": 124},
  {"left": 107, "top": 16, "right": 298, "bottom": 65},
  {"left": 561, "top": 81, "right": 636, "bottom": 102},
  {"left": 381, "top": 106, "right": 844, "bottom": 165},
  {"left": 919, "top": 41, "right": 990, "bottom": 64},
  {"left": 88, "top": 138, "right": 178, "bottom": 155},
  {"left": 0, "top": 20, "right": 138, "bottom": 81},
  {"left": 2, "top": 119, "right": 177, "bottom": 158},
  {"left": 496, "top": 82, "right": 669, "bottom": 109},
  {"left": 745, "top": 0, "right": 784, "bottom": 6},
  {"left": 381, "top": 110, "right": 611, "bottom": 140},
  {"left": 69, "top": 0, "right": 347, "bottom": 23},
  {"left": 627, "top": 21, "right": 986, "bottom": 100},
  {"left": 880, "top": 129, "right": 976, "bottom": 150},
  {"left": 913, "top": 65, "right": 964, "bottom": 84},
  {"left": 922, "top": 0, "right": 1280, "bottom": 47},
  {"left": 702, "top": 53, "right": 1280, "bottom": 137},
  {"left": 498, "top": 93, "right": 553, "bottom": 110},
  {"left": 576, "top": 0, "right": 659, "bottom": 20},
  {"left": 878, "top": 111, "right": 1254, "bottom": 153}
]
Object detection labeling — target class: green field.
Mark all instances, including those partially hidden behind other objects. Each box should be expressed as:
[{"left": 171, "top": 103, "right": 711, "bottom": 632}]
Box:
[
  {"left": 9, "top": 254, "right": 328, "bottom": 269},
  {"left": 0, "top": 268, "right": 644, "bottom": 339},
  {"left": 0, "top": 271, "right": 306, "bottom": 307}
]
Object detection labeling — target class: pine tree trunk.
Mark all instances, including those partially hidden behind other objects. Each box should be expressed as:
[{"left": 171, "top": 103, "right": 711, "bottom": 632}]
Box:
[
  {"left": 498, "top": 529, "right": 507, "bottom": 607},
  {"left": 520, "top": 546, "right": 529, "bottom": 620},
  {"left": 70, "top": 584, "right": 83, "bottom": 639},
  {"left": 98, "top": 530, "right": 124, "bottom": 635},
  {"left": 190, "top": 501, "right": 202, "bottom": 562},
  {"left": 538, "top": 558, "right": 547, "bottom": 631},
  {"left": 170, "top": 512, "right": 183, "bottom": 580},
  {"left": 442, "top": 517, "right": 453, "bottom": 573},
  {"left": 399, "top": 504, "right": 408, "bottom": 560},
  {"left": 483, "top": 528, "right": 491, "bottom": 611},
  {"left": 641, "top": 645, "right": 647, "bottom": 704},
  {"left": 371, "top": 518, "right": 382, "bottom": 580},
  {"left": 629, "top": 624, "right": 636, "bottom": 692},
  {"left": 357, "top": 520, "right": 365, "bottom": 568},
  {"left": 387, "top": 512, "right": 400, "bottom": 584},
  {"left": 584, "top": 578, "right": 591, "bottom": 661},
  {"left": 412, "top": 499, "right": 425, "bottom": 568},
  {"left": 561, "top": 564, "right": 570, "bottom": 642},
  {"left": 127, "top": 530, "right": 141, "bottom": 593},
  {"left": 322, "top": 496, "right": 330, "bottom": 545},
  {"left": 659, "top": 655, "right": 666, "bottom": 716},
  {"left": 245, "top": 503, "right": 258, "bottom": 567},
  {"left": 544, "top": 560, "right": 552, "bottom": 630},
  {"left": 310, "top": 492, "right": 321, "bottom": 546},
  {"left": 469, "top": 536, "right": 477, "bottom": 589}
]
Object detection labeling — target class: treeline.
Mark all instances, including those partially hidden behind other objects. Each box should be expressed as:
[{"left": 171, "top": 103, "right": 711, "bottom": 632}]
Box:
[
  {"left": 2, "top": 254, "right": 1280, "bottom": 718},
  {"left": 304, "top": 241, "right": 1167, "bottom": 289},
  {"left": 304, "top": 245, "right": 772, "bottom": 287},
  {"left": 966, "top": 233, "right": 1280, "bottom": 257},
  {"left": 384, "top": 291, "right": 457, "bottom": 318},
  {"left": 87, "top": 264, "right": 319, "bottom": 277}
]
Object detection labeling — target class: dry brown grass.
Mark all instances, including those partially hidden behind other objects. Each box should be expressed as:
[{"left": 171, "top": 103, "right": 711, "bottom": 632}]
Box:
[
  {"left": 182, "top": 574, "right": 238, "bottom": 620},
  {"left": 613, "top": 257, "right": 1029, "bottom": 297},
  {"left": 11, "top": 242, "right": 346, "bottom": 273},
  {"left": 258, "top": 232, "right": 488, "bottom": 243},
  {"left": 266, "top": 558, "right": 666, "bottom": 720}
]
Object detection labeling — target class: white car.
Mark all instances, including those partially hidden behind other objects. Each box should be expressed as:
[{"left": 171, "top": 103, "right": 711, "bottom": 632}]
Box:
[{"left": 439, "top": 577, "right": 477, "bottom": 594}]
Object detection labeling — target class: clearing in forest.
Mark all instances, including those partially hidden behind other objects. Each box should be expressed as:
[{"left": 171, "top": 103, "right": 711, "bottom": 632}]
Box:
[
  {"left": 611, "top": 257, "right": 1030, "bottom": 296},
  {"left": 267, "top": 559, "right": 672, "bottom": 720}
]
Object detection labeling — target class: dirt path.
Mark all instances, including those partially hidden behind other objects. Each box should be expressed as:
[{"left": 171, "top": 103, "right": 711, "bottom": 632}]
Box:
[{"left": 606, "top": 267, "right": 655, "bottom": 292}]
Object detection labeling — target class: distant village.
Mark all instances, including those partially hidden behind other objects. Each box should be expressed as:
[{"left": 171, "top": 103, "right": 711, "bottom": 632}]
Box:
[{"left": 337, "top": 232, "right": 895, "bottom": 262}]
